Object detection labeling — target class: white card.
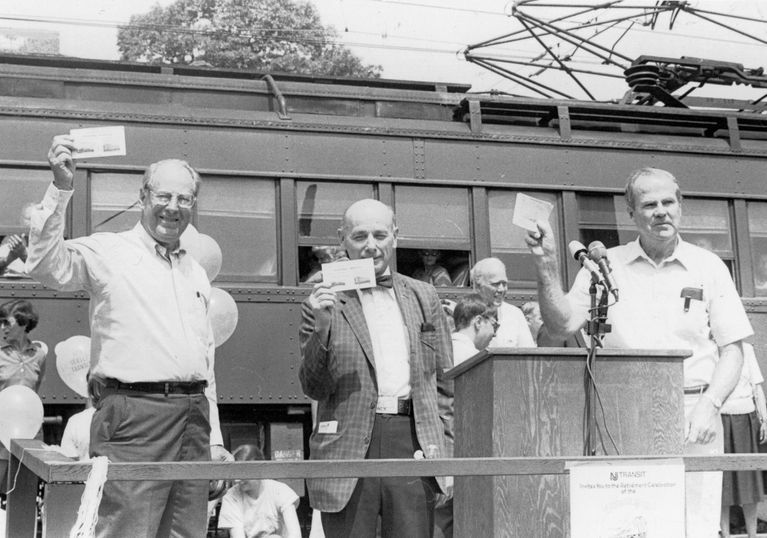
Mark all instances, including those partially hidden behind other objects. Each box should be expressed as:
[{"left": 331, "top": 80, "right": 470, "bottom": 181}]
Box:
[
  {"left": 69, "top": 126, "right": 127, "bottom": 160},
  {"left": 317, "top": 420, "right": 338, "bottom": 434},
  {"left": 512, "top": 192, "right": 554, "bottom": 232},
  {"left": 322, "top": 258, "right": 376, "bottom": 291}
]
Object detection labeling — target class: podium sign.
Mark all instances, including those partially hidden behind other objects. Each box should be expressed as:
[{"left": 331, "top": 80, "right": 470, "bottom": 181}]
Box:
[
  {"left": 445, "top": 348, "right": 687, "bottom": 538},
  {"left": 569, "top": 459, "right": 685, "bottom": 538}
]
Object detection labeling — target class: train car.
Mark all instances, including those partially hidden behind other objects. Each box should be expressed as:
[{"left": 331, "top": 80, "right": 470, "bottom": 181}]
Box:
[{"left": 1, "top": 54, "right": 766, "bottom": 487}]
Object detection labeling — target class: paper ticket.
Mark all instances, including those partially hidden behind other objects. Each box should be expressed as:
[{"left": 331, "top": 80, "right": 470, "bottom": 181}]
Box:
[
  {"left": 70, "top": 126, "right": 127, "bottom": 160},
  {"left": 322, "top": 258, "right": 376, "bottom": 291},
  {"left": 512, "top": 192, "right": 554, "bottom": 232}
]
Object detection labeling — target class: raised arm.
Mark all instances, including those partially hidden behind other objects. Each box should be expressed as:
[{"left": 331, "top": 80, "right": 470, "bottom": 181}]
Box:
[
  {"left": 26, "top": 137, "right": 94, "bottom": 292},
  {"left": 525, "top": 219, "right": 587, "bottom": 340}
]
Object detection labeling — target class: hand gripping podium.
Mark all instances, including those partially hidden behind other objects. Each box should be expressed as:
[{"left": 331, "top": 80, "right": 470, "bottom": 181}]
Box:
[{"left": 444, "top": 347, "right": 688, "bottom": 538}]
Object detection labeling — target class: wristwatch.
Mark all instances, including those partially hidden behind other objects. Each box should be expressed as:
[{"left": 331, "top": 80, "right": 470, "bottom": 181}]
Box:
[{"left": 701, "top": 392, "right": 722, "bottom": 411}]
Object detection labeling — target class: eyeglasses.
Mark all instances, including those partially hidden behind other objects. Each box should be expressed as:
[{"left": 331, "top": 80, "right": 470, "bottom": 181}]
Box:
[{"left": 146, "top": 189, "right": 196, "bottom": 209}]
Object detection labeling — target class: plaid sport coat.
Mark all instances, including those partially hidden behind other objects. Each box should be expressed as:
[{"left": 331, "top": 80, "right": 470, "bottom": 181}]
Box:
[{"left": 299, "top": 272, "right": 455, "bottom": 512}]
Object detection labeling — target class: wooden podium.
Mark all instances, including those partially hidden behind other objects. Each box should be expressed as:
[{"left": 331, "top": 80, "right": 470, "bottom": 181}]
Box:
[{"left": 444, "top": 348, "right": 688, "bottom": 538}]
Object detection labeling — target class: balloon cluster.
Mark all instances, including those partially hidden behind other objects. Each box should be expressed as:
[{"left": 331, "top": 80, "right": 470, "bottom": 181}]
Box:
[
  {"left": 0, "top": 386, "right": 44, "bottom": 450},
  {"left": 182, "top": 225, "right": 238, "bottom": 347}
]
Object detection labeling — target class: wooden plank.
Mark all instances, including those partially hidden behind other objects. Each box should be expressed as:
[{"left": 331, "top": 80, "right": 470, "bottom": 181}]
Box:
[{"left": 42, "top": 483, "right": 84, "bottom": 538}]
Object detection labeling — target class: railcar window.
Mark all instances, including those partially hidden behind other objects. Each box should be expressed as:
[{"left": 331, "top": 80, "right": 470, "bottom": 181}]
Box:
[
  {"left": 577, "top": 194, "right": 735, "bottom": 276},
  {"left": 1, "top": 169, "right": 51, "bottom": 232},
  {"left": 297, "top": 181, "right": 374, "bottom": 283},
  {"left": 489, "top": 190, "right": 559, "bottom": 287},
  {"left": 91, "top": 173, "right": 143, "bottom": 233},
  {"left": 197, "top": 177, "right": 277, "bottom": 282},
  {"left": 394, "top": 186, "right": 470, "bottom": 286},
  {"left": 0, "top": 169, "right": 51, "bottom": 278},
  {"left": 748, "top": 202, "right": 767, "bottom": 297}
]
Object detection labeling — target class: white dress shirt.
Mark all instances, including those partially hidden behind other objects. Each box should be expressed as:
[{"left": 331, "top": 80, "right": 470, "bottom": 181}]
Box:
[{"left": 357, "top": 282, "right": 411, "bottom": 399}]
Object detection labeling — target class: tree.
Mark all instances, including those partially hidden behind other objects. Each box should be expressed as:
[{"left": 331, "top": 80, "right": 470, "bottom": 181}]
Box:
[{"left": 117, "top": 0, "right": 381, "bottom": 78}]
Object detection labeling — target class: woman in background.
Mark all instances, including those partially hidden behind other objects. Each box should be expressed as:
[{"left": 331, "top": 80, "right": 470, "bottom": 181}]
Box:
[
  {"left": 720, "top": 342, "right": 767, "bottom": 538},
  {"left": 413, "top": 249, "right": 452, "bottom": 287},
  {"left": 0, "top": 299, "right": 46, "bottom": 392}
]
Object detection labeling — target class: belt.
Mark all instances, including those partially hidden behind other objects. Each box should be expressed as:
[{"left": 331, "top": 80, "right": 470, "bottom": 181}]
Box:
[
  {"left": 683, "top": 384, "right": 709, "bottom": 395},
  {"left": 376, "top": 398, "right": 413, "bottom": 416},
  {"left": 104, "top": 378, "right": 207, "bottom": 395}
]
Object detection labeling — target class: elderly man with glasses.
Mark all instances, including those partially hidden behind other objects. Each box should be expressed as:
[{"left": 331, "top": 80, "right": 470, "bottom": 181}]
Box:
[
  {"left": 470, "top": 257, "right": 535, "bottom": 349},
  {"left": 25, "top": 136, "right": 232, "bottom": 538}
]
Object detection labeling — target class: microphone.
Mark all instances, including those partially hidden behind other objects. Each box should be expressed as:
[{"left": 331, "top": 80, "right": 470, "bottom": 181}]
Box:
[
  {"left": 587, "top": 241, "right": 619, "bottom": 301},
  {"left": 568, "top": 240, "right": 604, "bottom": 286}
]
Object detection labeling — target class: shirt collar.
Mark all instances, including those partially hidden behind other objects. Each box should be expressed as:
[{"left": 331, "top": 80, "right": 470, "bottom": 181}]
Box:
[
  {"left": 621, "top": 236, "right": 691, "bottom": 270},
  {"left": 1, "top": 339, "right": 37, "bottom": 354},
  {"left": 131, "top": 222, "right": 186, "bottom": 261}
]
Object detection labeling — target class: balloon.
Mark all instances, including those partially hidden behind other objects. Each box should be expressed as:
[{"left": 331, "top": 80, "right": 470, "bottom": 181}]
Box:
[
  {"left": 180, "top": 223, "right": 200, "bottom": 251},
  {"left": 0, "top": 385, "right": 44, "bottom": 450},
  {"left": 208, "top": 287, "right": 238, "bottom": 347},
  {"left": 186, "top": 232, "right": 223, "bottom": 282},
  {"left": 55, "top": 335, "right": 91, "bottom": 398}
]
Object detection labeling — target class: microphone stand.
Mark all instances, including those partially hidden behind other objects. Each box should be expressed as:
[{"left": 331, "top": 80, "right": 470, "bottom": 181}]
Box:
[{"left": 584, "top": 278, "right": 611, "bottom": 456}]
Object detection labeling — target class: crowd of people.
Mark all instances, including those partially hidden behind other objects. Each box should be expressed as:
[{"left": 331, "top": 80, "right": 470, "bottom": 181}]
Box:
[{"left": 0, "top": 137, "right": 766, "bottom": 538}]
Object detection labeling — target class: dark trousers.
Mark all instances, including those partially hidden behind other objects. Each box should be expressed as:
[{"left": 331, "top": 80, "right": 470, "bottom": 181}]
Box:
[
  {"left": 321, "top": 414, "right": 436, "bottom": 538},
  {"left": 90, "top": 389, "right": 211, "bottom": 538}
]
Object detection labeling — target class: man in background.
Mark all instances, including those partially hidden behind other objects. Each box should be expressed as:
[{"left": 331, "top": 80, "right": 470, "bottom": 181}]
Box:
[
  {"left": 451, "top": 294, "right": 498, "bottom": 365},
  {"left": 471, "top": 257, "right": 535, "bottom": 348}
]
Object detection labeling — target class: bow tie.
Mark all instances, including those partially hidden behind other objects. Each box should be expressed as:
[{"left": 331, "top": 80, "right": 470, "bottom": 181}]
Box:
[{"left": 376, "top": 274, "right": 393, "bottom": 288}]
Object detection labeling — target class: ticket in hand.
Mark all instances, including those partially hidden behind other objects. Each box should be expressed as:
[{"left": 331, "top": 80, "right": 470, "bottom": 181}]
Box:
[
  {"left": 512, "top": 192, "right": 554, "bottom": 232},
  {"left": 69, "top": 126, "right": 127, "bottom": 160},
  {"left": 322, "top": 258, "right": 376, "bottom": 291}
]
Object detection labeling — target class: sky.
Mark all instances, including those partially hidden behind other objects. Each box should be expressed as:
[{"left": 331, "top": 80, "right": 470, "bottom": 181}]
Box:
[{"left": 0, "top": 0, "right": 765, "bottom": 102}]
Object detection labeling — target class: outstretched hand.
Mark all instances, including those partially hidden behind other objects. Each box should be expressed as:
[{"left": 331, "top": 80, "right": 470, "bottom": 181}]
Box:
[{"left": 48, "top": 135, "right": 77, "bottom": 190}]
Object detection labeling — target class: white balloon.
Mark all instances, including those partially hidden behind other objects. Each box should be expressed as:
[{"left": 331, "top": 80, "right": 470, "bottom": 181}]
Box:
[
  {"left": 208, "top": 287, "right": 238, "bottom": 347},
  {"left": 185, "top": 231, "right": 223, "bottom": 282},
  {"left": 0, "top": 386, "right": 44, "bottom": 450},
  {"left": 180, "top": 223, "right": 200, "bottom": 252},
  {"left": 55, "top": 335, "right": 91, "bottom": 398}
]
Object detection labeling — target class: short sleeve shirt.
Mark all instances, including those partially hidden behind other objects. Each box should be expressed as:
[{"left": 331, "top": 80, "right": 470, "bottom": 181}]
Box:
[
  {"left": 218, "top": 479, "right": 299, "bottom": 538},
  {"left": 567, "top": 238, "right": 753, "bottom": 387},
  {"left": 721, "top": 343, "right": 763, "bottom": 414},
  {"left": 0, "top": 340, "right": 47, "bottom": 391}
]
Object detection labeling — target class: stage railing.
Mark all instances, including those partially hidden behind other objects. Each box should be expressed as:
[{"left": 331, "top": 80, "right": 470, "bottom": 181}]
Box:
[{"left": 6, "top": 439, "right": 767, "bottom": 537}]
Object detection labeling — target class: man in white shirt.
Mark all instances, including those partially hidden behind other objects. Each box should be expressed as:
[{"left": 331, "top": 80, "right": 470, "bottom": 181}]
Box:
[
  {"left": 451, "top": 294, "right": 498, "bottom": 366},
  {"left": 27, "top": 136, "right": 232, "bottom": 537},
  {"left": 524, "top": 167, "right": 752, "bottom": 538},
  {"left": 470, "top": 257, "right": 535, "bottom": 348}
]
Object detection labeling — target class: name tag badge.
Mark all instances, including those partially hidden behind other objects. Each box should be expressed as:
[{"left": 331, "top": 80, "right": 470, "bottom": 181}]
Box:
[
  {"left": 376, "top": 396, "right": 398, "bottom": 414},
  {"left": 317, "top": 420, "right": 338, "bottom": 434}
]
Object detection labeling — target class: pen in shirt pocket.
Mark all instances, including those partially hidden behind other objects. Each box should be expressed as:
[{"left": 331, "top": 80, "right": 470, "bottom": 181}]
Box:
[{"left": 196, "top": 291, "right": 208, "bottom": 309}]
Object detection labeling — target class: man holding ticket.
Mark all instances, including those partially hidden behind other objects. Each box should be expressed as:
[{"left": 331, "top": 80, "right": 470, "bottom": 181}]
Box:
[
  {"left": 524, "top": 167, "right": 751, "bottom": 538},
  {"left": 26, "top": 135, "right": 231, "bottom": 537},
  {"left": 299, "top": 199, "right": 454, "bottom": 537}
]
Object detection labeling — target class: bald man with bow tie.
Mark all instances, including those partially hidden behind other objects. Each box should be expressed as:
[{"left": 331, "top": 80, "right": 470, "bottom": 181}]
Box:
[{"left": 299, "top": 199, "right": 454, "bottom": 538}]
